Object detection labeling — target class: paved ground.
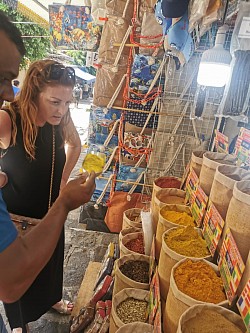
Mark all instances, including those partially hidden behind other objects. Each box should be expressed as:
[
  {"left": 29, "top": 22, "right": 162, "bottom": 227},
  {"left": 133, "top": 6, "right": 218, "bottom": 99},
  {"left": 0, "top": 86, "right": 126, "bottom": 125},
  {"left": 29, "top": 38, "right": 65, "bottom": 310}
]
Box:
[{"left": 0, "top": 101, "right": 118, "bottom": 332}]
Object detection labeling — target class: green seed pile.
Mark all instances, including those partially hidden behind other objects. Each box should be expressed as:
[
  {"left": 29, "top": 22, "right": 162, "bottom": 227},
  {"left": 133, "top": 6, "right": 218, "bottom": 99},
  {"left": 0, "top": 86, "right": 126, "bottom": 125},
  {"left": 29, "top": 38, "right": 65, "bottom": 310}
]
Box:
[{"left": 116, "top": 297, "right": 148, "bottom": 324}]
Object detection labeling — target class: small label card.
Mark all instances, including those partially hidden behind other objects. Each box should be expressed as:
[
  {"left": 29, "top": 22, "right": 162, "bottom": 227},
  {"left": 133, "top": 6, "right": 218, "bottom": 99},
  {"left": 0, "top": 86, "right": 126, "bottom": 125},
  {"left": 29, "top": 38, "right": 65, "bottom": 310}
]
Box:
[
  {"left": 185, "top": 168, "right": 199, "bottom": 204},
  {"left": 237, "top": 279, "right": 250, "bottom": 333},
  {"left": 202, "top": 200, "right": 225, "bottom": 257},
  {"left": 215, "top": 130, "right": 229, "bottom": 153},
  {"left": 218, "top": 228, "right": 245, "bottom": 304}
]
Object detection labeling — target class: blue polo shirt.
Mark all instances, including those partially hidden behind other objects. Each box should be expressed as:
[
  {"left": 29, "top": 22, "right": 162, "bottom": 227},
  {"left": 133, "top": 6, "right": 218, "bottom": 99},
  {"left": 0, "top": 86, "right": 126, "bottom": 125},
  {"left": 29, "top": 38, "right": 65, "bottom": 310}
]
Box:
[{"left": 0, "top": 190, "right": 17, "bottom": 253}]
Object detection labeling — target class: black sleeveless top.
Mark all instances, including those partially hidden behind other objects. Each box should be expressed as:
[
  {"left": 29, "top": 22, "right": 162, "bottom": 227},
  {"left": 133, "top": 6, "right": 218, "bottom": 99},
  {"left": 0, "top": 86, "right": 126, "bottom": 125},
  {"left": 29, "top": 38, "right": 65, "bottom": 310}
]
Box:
[
  {"left": 0, "top": 111, "right": 67, "bottom": 327},
  {"left": 0, "top": 112, "right": 66, "bottom": 218}
]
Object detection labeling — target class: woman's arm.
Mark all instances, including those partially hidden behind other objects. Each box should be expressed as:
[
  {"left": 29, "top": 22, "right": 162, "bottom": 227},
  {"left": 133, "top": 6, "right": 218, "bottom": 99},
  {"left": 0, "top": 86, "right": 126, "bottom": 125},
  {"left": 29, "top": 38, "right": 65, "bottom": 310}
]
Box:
[{"left": 61, "top": 117, "right": 81, "bottom": 189}]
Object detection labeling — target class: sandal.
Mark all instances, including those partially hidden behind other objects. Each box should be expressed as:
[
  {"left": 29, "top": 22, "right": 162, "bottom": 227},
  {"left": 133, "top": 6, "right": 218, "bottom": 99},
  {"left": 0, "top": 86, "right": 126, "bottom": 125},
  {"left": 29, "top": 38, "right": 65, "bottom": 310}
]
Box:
[{"left": 52, "top": 299, "right": 74, "bottom": 315}]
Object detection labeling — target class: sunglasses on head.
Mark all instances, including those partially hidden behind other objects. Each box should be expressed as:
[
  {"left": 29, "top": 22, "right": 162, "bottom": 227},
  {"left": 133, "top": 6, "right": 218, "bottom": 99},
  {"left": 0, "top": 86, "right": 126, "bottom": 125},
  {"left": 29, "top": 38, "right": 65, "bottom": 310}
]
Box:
[{"left": 44, "top": 63, "right": 75, "bottom": 84}]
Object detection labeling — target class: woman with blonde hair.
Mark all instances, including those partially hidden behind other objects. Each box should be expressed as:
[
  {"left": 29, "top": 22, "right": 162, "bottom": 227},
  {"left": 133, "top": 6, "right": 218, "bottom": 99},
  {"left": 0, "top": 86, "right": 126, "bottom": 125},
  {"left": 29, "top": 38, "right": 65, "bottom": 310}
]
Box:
[{"left": 0, "top": 59, "right": 81, "bottom": 332}]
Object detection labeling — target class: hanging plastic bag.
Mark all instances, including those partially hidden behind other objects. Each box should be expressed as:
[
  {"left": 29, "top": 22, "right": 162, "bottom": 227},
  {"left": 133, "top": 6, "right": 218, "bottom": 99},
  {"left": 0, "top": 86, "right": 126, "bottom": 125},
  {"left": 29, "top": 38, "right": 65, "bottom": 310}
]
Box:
[
  {"left": 230, "top": 1, "right": 250, "bottom": 54},
  {"left": 141, "top": 210, "right": 154, "bottom": 256}
]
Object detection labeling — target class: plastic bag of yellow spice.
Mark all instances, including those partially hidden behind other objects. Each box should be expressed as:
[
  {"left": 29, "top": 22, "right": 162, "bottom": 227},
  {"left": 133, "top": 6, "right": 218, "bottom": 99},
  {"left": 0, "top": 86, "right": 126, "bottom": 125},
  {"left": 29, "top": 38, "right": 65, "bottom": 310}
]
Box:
[{"left": 81, "top": 153, "right": 105, "bottom": 174}]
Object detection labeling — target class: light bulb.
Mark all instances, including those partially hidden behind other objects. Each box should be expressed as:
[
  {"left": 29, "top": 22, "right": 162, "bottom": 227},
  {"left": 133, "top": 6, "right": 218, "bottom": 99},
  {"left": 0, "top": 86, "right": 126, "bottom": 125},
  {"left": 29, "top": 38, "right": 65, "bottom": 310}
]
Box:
[
  {"left": 197, "top": 62, "right": 231, "bottom": 87},
  {"left": 197, "top": 25, "right": 232, "bottom": 88}
]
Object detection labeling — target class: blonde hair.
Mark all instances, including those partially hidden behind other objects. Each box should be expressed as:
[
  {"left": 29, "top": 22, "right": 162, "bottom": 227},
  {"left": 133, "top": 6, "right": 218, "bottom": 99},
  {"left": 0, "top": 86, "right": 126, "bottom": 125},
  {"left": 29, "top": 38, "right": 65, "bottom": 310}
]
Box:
[{"left": 9, "top": 59, "right": 75, "bottom": 159}]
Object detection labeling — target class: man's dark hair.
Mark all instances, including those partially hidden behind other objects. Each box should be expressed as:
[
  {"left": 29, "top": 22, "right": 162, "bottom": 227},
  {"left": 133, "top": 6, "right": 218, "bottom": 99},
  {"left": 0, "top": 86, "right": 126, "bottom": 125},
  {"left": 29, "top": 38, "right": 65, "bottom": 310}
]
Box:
[{"left": 0, "top": 10, "right": 26, "bottom": 56}]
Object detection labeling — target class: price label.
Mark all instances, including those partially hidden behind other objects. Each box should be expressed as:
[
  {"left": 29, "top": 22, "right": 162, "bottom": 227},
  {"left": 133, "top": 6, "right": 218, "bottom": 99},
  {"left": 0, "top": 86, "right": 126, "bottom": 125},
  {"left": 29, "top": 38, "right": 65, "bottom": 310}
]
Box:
[
  {"left": 218, "top": 228, "right": 245, "bottom": 304},
  {"left": 185, "top": 168, "right": 199, "bottom": 204},
  {"left": 234, "top": 127, "right": 250, "bottom": 166},
  {"left": 190, "top": 185, "right": 208, "bottom": 227},
  {"left": 215, "top": 130, "right": 229, "bottom": 153},
  {"left": 237, "top": 279, "right": 250, "bottom": 333},
  {"left": 202, "top": 200, "right": 225, "bottom": 257}
]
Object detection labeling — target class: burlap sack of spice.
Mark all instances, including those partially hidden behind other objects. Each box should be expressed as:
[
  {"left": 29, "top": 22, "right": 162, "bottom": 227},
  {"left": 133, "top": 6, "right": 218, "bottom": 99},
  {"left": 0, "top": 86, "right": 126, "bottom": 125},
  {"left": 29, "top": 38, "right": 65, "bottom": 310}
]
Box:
[
  {"left": 163, "top": 258, "right": 228, "bottom": 333},
  {"left": 119, "top": 226, "right": 142, "bottom": 248},
  {"left": 177, "top": 304, "right": 245, "bottom": 333},
  {"left": 116, "top": 322, "right": 153, "bottom": 333},
  {"left": 152, "top": 176, "right": 181, "bottom": 208},
  {"left": 210, "top": 165, "right": 250, "bottom": 224},
  {"left": 120, "top": 232, "right": 144, "bottom": 257},
  {"left": 158, "top": 227, "right": 211, "bottom": 301},
  {"left": 190, "top": 150, "right": 207, "bottom": 177},
  {"left": 199, "top": 152, "right": 237, "bottom": 196},
  {"left": 93, "top": 64, "right": 127, "bottom": 107},
  {"left": 152, "top": 188, "right": 186, "bottom": 234},
  {"left": 106, "top": 0, "right": 134, "bottom": 20},
  {"left": 113, "top": 253, "right": 150, "bottom": 295},
  {"left": 122, "top": 208, "right": 142, "bottom": 230},
  {"left": 98, "top": 16, "right": 130, "bottom": 66},
  {"left": 225, "top": 180, "right": 250, "bottom": 263},
  {"left": 155, "top": 205, "right": 194, "bottom": 261},
  {"left": 109, "top": 288, "right": 149, "bottom": 333}
]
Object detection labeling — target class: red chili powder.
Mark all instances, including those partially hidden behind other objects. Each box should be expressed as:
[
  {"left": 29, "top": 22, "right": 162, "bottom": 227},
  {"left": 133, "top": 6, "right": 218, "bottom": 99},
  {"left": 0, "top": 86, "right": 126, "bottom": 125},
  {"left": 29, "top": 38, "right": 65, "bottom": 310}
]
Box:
[
  {"left": 125, "top": 234, "right": 145, "bottom": 254},
  {"left": 155, "top": 177, "right": 181, "bottom": 189}
]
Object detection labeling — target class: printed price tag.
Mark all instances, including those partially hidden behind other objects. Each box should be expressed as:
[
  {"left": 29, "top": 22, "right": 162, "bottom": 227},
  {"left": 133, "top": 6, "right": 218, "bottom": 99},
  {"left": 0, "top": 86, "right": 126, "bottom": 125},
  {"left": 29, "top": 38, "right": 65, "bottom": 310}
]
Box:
[
  {"left": 148, "top": 267, "right": 161, "bottom": 330},
  {"left": 215, "top": 130, "right": 229, "bottom": 153},
  {"left": 185, "top": 168, "right": 199, "bottom": 204},
  {"left": 218, "top": 228, "right": 245, "bottom": 304},
  {"left": 237, "top": 279, "right": 250, "bottom": 333},
  {"left": 202, "top": 200, "right": 225, "bottom": 257},
  {"left": 234, "top": 127, "right": 250, "bottom": 166},
  {"left": 190, "top": 185, "right": 208, "bottom": 227}
]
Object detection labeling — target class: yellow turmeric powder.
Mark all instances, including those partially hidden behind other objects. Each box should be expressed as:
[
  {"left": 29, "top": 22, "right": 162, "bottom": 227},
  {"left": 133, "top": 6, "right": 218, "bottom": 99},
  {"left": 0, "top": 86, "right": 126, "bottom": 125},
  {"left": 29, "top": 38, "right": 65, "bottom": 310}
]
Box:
[
  {"left": 174, "top": 259, "right": 226, "bottom": 304},
  {"left": 82, "top": 153, "right": 105, "bottom": 174},
  {"left": 165, "top": 226, "right": 210, "bottom": 257},
  {"left": 160, "top": 209, "right": 195, "bottom": 227}
]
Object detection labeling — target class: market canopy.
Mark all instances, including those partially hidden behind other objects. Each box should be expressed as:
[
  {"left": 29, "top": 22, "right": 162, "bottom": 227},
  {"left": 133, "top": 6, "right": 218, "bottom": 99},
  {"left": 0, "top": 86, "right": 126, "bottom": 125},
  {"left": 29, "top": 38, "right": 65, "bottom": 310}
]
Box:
[{"left": 74, "top": 67, "right": 96, "bottom": 83}]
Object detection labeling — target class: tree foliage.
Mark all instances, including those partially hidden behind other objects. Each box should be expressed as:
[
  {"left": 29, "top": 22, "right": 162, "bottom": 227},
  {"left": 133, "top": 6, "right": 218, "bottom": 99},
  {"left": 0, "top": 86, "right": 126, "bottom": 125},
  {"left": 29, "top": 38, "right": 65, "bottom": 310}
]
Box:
[
  {"left": 65, "top": 50, "right": 96, "bottom": 76},
  {"left": 0, "top": 1, "right": 50, "bottom": 68}
]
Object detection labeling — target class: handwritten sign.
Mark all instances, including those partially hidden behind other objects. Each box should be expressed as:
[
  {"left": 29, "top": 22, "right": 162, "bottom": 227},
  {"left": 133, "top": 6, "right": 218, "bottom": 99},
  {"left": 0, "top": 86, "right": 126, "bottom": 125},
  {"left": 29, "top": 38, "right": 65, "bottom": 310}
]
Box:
[
  {"left": 202, "top": 200, "right": 225, "bottom": 257},
  {"left": 190, "top": 185, "right": 208, "bottom": 227},
  {"left": 218, "top": 228, "right": 245, "bottom": 304},
  {"left": 215, "top": 130, "right": 229, "bottom": 153},
  {"left": 237, "top": 279, "right": 250, "bottom": 333},
  {"left": 234, "top": 127, "right": 250, "bottom": 167},
  {"left": 185, "top": 168, "right": 199, "bottom": 204}
]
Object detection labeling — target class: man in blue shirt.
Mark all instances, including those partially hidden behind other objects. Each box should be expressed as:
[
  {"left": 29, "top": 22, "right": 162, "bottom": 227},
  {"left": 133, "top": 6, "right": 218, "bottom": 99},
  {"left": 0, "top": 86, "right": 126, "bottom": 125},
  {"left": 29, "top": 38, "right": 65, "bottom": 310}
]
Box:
[
  {"left": 0, "top": 10, "right": 96, "bottom": 332},
  {"left": 12, "top": 79, "right": 20, "bottom": 96}
]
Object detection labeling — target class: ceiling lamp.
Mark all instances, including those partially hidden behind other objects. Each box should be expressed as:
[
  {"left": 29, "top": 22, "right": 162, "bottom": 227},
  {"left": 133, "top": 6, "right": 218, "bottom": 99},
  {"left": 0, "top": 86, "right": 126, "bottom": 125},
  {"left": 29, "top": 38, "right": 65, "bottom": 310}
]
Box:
[{"left": 197, "top": 25, "right": 232, "bottom": 88}]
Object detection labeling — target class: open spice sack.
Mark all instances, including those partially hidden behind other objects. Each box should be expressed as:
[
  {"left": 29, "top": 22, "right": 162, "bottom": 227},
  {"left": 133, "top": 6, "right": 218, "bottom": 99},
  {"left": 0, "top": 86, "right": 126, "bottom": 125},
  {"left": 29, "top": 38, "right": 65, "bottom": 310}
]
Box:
[
  {"left": 199, "top": 152, "right": 237, "bottom": 196},
  {"left": 109, "top": 288, "right": 149, "bottom": 333},
  {"left": 177, "top": 304, "right": 245, "bottom": 333},
  {"left": 209, "top": 165, "right": 250, "bottom": 220},
  {"left": 158, "top": 226, "right": 211, "bottom": 301},
  {"left": 163, "top": 258, "right": 228, "bottom": 333},
  {"left": 120, "top": 231, "right": 145, "bottom": 257},
  {"left": 116, "top": 322, "right": 153, "bottom": 332},
  {"left": 113, "top": 253, "right": 150, "bottom": 295},
  {"left": 155, "top": 204, "right": 195, "bottom": 260},
  {"left": 224, "top": 180, "right": 250, "bottom": 263},
  {"left": 151, "top": 188, "right": 186, "bottom": 234}
]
